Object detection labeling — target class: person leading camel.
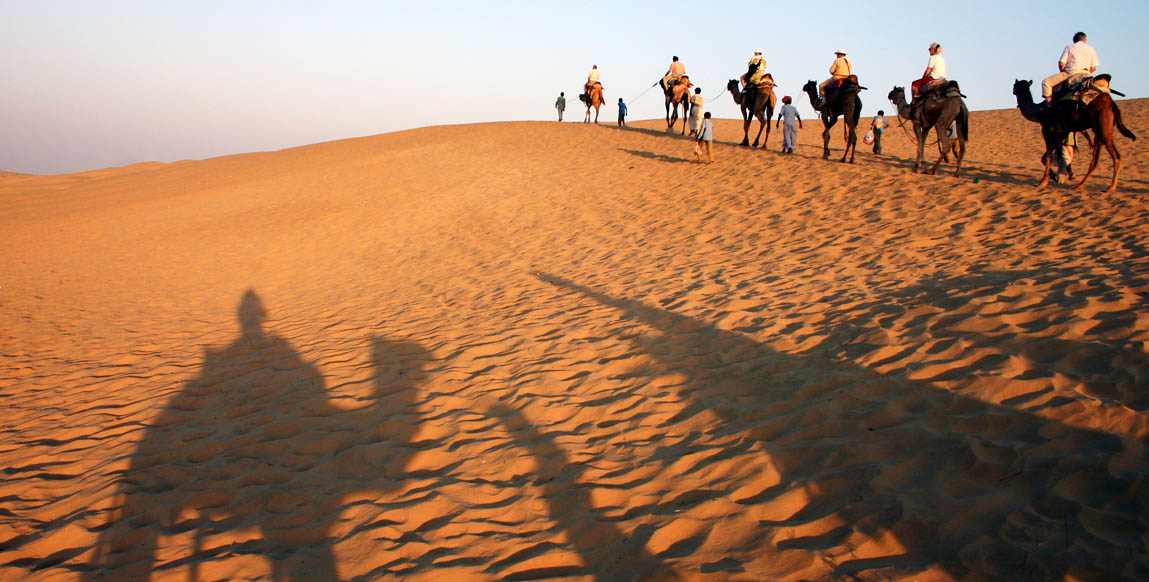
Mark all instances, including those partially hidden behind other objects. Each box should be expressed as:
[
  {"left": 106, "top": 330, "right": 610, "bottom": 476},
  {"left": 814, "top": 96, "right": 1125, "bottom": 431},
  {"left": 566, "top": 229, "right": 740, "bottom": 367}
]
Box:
[
  {"left": 662, "top": 56, "right": 686, "bottom": 90},
  {"left": 1041, "top": 32, "right": 1098, "bottom": 107},
  {"left": 689, "top": 87, "right": 704, "bottom": 136},
  {"left": 775, "top": 96, "right": 802, "bottom": 154},
  {"left": 818, "top": 49, "right": 852, "bottom": 108},
  {"left": 912, "top": 42, "right": 947, "bottom": 102}
]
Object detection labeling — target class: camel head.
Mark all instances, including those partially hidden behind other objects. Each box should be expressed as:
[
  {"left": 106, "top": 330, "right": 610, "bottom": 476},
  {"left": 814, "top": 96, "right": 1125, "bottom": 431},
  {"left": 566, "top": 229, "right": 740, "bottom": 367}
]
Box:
[
  {"left": 727, "top": 79, "right": 739, "bottom": 93},
  {"left": 1012, "top": 79, "right": 1033, "bottom": 98},
  {"left": 802, "top": 80, "right": 817, "bottom": 94},
  {"left": 888, "top": 86, "right": 905, "bottom": 104}
]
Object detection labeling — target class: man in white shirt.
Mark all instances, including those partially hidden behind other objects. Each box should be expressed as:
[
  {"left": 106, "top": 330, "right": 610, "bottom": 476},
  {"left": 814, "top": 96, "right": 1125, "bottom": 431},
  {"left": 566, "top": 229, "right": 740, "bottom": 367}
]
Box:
[
  {"left": 1041, "top": 32, "right": 1099, "bottom": 105},
  {"left": 912, "top": 42, "right": 947, "bottom": 100}
]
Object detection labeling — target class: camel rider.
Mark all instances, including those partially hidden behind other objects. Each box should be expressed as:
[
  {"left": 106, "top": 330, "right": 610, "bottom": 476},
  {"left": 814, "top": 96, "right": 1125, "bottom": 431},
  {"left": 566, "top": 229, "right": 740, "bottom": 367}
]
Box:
[
  {"left": 1041, "top": 32, "right": 1099, "bottom": 108},
  {"left": 662, "top": 56, "right": 686, "bottom": 90},
  {"left": 818, "top": 49, "right": 852, "bottom": 108},
  {"left": 585, "top": 65, "right": 601, "bottom": 95},
  {"left": 911, "top": 42, "right": 947, "bottom": 102},
  {"left": 742, "top": 48, "right": 767, "bottom": 89}
]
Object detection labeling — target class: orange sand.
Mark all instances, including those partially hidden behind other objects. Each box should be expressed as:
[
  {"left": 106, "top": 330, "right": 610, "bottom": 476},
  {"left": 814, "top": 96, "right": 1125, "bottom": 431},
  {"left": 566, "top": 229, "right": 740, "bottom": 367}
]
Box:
[{"left": 2, "top": 99, "right": 1148, "bottom": 582}]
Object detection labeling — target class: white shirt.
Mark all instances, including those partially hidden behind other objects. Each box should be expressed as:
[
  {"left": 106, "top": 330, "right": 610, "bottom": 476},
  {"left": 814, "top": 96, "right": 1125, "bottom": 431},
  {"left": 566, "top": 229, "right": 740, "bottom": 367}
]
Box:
[
  {"left": 1059, "top": 41, "right": 1099, "bottom": 73},
  {"left": 926, "top": 54, "right": 947, "bottom": 79}
]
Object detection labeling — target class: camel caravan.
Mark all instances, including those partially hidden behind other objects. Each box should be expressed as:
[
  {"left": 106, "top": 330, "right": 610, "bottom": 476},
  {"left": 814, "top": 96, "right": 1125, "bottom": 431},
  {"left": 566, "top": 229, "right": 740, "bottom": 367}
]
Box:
[{"left": 571, "top": 32, "right": 1135, "bottom": 191}]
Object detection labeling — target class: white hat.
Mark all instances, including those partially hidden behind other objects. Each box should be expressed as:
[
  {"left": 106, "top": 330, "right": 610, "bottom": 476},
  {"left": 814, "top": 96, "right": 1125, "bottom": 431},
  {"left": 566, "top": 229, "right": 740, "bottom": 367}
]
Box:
[
  {"left": 835, "top": 48, "right": 846, "bottom": 55},
  {"left": 755, "top": 48, "right": 763, "bottom": 54}
]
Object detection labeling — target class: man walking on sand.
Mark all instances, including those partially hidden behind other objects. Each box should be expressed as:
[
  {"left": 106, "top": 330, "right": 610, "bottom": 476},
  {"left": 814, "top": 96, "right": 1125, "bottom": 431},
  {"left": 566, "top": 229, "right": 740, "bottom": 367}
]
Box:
[
  {"left": 556, "top": 92, "right": 566, "bottom": 121},
  {"left": 696, "top": 112, "right": 715, "bottom": 164},
  {"left": 775, "top": 96, "right": 802, "bottom": 154}
]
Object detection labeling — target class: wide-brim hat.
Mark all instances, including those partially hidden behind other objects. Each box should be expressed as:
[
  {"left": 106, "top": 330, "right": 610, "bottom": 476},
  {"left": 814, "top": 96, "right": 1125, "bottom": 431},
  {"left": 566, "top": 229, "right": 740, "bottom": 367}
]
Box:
[
  {"left": 755, "top": 48, "right": 763, "bottom": 54},
  {"left": 835, "top": 48, "right": 846, "bottom": 55},
  {"left": 929, "top": 42, "right": 941, "bottom": 51}
]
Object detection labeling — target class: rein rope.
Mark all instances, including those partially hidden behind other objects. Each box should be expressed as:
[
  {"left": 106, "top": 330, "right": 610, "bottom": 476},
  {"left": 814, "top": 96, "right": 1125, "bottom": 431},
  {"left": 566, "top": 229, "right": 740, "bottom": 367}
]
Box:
[{"left": 896, "top": 113, "right": 940, "bottom": 147}]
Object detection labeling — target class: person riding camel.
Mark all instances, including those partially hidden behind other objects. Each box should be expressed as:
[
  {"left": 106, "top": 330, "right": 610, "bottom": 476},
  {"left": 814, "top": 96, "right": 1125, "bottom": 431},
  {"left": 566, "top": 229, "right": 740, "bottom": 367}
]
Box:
[
  {"left": 1041, "top": 32, "right": 1099, "bottom": 108},
  {"left": 742, "top": 49, "right": 767, "bottom": 89},
  {"left": 817, "top": 49, "right": 852, "bottom": 109},
  {"left": 585, "top": 65, "right": 601, "bottom": 96},
  {"left": 662, "top": 56, "right": 687, "bottom": 90},
  {"left": 911, "top": 42, "right": 947, "bottom": 104}
]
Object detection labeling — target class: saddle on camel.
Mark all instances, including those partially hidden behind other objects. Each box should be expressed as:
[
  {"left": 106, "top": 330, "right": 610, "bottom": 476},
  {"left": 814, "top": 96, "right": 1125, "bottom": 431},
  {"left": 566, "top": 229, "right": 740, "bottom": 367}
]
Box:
[
  {"left": 817, "top": 75, "right": 862, "bottom": 111},
  {"left": 1049, "top": 73, "right": 1121, "bottom": 109},
  {"left": 741, "top": 65, "right": 778, "bottom": 111},
  {"left": 662, "top": 75, "right": 694, "bottom": 103},
  {"left": 912, "top": 79, "right": 966, "bottom": 108}
]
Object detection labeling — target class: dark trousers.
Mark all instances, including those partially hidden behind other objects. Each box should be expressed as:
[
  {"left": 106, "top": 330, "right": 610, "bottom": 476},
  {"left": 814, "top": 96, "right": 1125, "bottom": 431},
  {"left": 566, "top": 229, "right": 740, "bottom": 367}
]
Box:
[{"left": 872, "top": 130, "right": 883, "bottom": 154}]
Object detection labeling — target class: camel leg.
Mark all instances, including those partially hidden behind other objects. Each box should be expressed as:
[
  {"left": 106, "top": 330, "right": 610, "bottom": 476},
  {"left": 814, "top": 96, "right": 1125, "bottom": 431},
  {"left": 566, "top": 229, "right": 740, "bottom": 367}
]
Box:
[
  {"left": 1073, "top": 138, "right": 1119, "bottom": 193},
  {"left": 752, "top": 114, "right": 766, "bottom": 147},
  {"left": 953, "top": 139, "right": 965, "bottom": 178},
  {"left": 761, "top": 108, "right": 772, "bottom": 148},
  {"left": 1104, "top": 142, "right": 1122, "bottom": 193},
  {"left": 914, "top": 126, "right": 927, "bottom": 173},
  {"left": 822, "top": 116, "right": 835, "bottom": 159},
  {"left": 842, "top": 126, "right": 856, "bottom": 163},
  {"left": 1038, "top": 147, "right": 1056, "bottom": 187},
  {"left": 929, "top": 126, "right": 949, "bottom": 175}
]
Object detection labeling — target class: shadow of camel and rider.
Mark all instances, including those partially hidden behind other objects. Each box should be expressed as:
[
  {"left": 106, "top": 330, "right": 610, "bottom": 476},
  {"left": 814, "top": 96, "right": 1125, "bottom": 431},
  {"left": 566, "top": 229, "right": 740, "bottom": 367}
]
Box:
[
  {"left": 533, "top": 269, "right": 1147, "bottom": 580},
  {"left": 84, "top": 267, "right": 1147, "bottom": 581},
  {"left": 84, "top": 290, "right": 430, "bottom": 581},
  {"left": 83, "top": 290, "right": 679, "bottom": 582}
]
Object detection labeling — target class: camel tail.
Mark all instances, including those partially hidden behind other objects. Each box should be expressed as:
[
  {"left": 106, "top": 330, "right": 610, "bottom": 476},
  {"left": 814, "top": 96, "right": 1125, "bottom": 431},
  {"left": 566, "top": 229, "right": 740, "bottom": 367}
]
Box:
[
  {"left": 959, "top": 103, "right": 970, "bottom": 141},
  {"left": 1113, "top": 101, "right": 1136, "bottom": 141}
]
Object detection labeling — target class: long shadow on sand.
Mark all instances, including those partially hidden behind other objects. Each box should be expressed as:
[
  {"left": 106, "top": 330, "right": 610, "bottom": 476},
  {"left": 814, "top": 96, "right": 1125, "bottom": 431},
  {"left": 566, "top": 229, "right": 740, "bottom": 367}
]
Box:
[
  {"left": 84, "top": 290, "right": 430, "bottom": 581},
  {"left": 485, "top": 403, "right": 681, "bottom": 582},
  {"left": 619, "top": 148, "right": 694, "bottom": 165},
  {"left": 535, "top": 270, "right": 1148, "bottom": 580}
]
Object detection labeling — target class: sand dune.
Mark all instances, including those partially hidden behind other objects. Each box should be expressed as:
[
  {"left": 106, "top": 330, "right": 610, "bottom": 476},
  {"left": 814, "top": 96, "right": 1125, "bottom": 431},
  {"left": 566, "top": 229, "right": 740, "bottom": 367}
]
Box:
[{"left": 2, "top": 99, "right": 1147, "bottom": 581}]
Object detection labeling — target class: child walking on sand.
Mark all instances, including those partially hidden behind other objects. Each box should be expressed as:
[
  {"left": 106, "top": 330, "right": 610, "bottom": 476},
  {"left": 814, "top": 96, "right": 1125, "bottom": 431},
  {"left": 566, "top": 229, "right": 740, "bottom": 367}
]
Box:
[
  {"left": 617, "top": 98, "right": 627, "bottom": 127},
  {"left": 695, "top": 112, "right": 715, "bottom": 163}
]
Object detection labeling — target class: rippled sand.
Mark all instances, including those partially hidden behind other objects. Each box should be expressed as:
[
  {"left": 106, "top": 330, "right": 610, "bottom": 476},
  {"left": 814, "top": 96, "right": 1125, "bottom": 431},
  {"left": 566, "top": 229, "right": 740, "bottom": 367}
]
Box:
[{"left": 2, "top": 100, "right": 1147, "bottom": 581}]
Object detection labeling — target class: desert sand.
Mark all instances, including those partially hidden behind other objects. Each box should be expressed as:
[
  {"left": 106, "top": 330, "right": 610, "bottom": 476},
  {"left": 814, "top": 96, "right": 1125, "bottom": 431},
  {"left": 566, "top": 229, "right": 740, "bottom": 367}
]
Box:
[{"left": 2, "top": 98, "right": 1147, "bottom": 582}]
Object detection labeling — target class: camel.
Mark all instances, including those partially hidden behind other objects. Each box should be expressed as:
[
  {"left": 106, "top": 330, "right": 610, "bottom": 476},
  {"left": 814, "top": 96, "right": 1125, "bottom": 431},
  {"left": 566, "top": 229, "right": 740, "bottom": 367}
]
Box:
[
  {"left": 580, "top": 83, "right": 605, "bottom": 124},
  {"left": 802, "top": 78, "right": 862, "bottom": 163},
  {"left": 726, "top": 77, "right": 775, "bottom": 147},
  {"left": 1013, "top": 78, "right": 1136, "bottom": 193},
  {"left": 888, "top": 84, "right": 969, "bottom": 177},
  {"left": 663, "top": 77, "right": 692, "bottom": 135}
]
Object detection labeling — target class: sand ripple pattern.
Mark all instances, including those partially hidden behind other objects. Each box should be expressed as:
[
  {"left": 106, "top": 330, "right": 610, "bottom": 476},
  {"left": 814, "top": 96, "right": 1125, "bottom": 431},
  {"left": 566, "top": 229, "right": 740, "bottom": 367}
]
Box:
[{"left": 2, "top": 103, "right": 1148, "bottom": 581}]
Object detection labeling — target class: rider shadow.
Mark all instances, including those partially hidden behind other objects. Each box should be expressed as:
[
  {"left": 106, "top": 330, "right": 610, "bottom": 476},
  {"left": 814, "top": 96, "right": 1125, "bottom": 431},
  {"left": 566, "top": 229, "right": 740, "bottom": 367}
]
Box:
[
  {"left": 84, "top": 290, "right": 430, "bottom": 581},
  {"left": 534, "top": 271, "right": 1146, "bottom": 580}
]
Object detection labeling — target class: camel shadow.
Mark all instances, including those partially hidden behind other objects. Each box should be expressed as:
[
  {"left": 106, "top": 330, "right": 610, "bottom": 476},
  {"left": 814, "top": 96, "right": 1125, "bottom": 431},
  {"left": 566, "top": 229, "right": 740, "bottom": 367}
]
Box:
[
  {"left": 535, "top": 270, "right": 1148, "bottom": 580},
  {"left": 84, "top": 290, "right": 430, "bottom": 581}
]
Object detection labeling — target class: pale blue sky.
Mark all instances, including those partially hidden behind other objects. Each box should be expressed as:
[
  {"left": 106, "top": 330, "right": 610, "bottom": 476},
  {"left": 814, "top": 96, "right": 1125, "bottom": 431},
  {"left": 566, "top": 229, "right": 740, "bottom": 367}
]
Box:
[{"left": 2, "top": 0, "right": 1146, "bottom": 174}]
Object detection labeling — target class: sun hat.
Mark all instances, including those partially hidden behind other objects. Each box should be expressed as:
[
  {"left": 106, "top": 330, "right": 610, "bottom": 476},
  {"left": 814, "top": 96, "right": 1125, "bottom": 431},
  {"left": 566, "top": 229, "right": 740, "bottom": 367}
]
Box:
[
  {"left": 755, "top": 48, "right": 763, "bottom": 54},
  {"left": 835, "top": 48, "right": 846, "bottom": 54},
  {"left": 929, "top": 42, "right": 940, "bottom": 51}
]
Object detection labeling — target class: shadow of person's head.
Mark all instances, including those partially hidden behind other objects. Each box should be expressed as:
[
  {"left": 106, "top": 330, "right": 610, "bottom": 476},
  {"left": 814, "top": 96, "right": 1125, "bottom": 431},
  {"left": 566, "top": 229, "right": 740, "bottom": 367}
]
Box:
[{"left": 238, "top": 288, "right": 268, "bottom": 340}]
